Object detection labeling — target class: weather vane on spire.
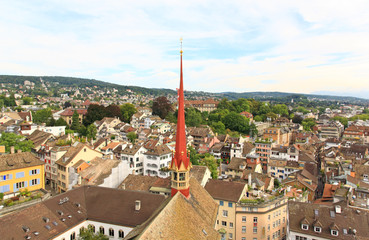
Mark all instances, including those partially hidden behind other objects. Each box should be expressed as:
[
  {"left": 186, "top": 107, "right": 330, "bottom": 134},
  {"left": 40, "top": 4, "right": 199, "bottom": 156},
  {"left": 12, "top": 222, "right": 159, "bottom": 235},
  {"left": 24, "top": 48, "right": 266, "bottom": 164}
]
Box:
[{"left": 180, "top": 37, "right": 183, "bottom": 54}]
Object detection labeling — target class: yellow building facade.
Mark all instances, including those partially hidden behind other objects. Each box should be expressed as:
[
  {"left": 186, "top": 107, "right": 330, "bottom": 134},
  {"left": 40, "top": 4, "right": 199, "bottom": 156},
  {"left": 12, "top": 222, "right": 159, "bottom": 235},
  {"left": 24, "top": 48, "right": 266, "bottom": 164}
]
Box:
[{"left": 0, "top": 152, "right": 45, "bottom": 195}]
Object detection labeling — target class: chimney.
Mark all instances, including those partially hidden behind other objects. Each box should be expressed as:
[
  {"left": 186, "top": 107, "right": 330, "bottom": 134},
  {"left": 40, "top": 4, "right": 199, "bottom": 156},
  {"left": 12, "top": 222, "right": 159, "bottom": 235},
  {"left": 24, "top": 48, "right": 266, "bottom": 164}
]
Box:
[
  {"left": 10, "top": 146, "right": 15, "bottom": 154},
  {"left": 122, "top": 183, "right": 126, "bottom": 190},
  {"left": 135, "top": 200, "right": 141, "bottom": 211},
  {"left": 17, "top": 149, "right": 22, "bottom": 153}
]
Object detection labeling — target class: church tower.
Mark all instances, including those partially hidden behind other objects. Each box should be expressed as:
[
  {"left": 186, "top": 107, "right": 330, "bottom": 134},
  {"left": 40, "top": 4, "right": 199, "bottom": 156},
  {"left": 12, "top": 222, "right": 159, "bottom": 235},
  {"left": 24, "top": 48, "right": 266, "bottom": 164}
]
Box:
[{"left": 170, "top": 40, "right": 191, "bottom": 198}]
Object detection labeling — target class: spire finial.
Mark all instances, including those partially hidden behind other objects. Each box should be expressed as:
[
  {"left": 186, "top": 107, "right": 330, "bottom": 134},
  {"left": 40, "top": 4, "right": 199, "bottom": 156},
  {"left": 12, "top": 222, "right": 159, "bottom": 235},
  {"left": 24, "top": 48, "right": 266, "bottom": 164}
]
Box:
[{"left": 180, "top": 37, "right": 183, "bottom": 54}]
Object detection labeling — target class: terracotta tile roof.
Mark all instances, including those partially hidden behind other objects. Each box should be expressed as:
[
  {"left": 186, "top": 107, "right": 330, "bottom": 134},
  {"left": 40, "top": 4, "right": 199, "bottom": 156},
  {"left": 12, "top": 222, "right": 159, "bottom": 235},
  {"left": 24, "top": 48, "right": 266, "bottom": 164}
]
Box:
[
  {"left": 322, "top": 184, "right": 340, "bottom": 199},
  {"left": 228, "top": 157, "right": 247, "bottom": 171},
  {"left": 143, "top": 139, "right": 159, "bottom": 150},
  {"left": 190, "top": 165, "right": 209, "bottom": 184},
  {"left": 18, "top": 111, "right": 32, "bottom": 121},
  {"left": 188, "top": 127, "right": 211, "bottom": 137},
  {"left": 0, "top": 152, "right": 44, "bottom": 172},
  {"left": 60, "top": 108, "right": 87, "bottom": 116},
  {"left": 205, "top": 179, "right": 246, "bottom": 202},
  {"left": 79, "top": 157, "right": 121, "bottom": 185},
  {"left": 121, "top": 144, "right": 142, "bottom": 156},
  {"left": 289, "top": 201, "right": 369, "bottom": 240},
  {"left": 55, "top": 143, "right": 92, "bottom": 166},
  {"left": 144, "top": 145, "right": 171, "bottom": 156},
  {"left": 119, "top": 174, "right": 159, "bottom": 192},
  {"left": 0, "top": 186, "right": 166, "bottom": 239},
  {"left": 27, "top": 129, "right": 54, "bottom": 148},
  {"left": 243, "top": 142, "right": 254, "bottom": 155},
  {"left": 93, "top": 138, "right": 106, "bottom": 149},
  {"left": 126, "top": 178, "right": 220, "bottom": 240},
  {"left": 101, "top": 141, "right": 121, "bottom": 151}
]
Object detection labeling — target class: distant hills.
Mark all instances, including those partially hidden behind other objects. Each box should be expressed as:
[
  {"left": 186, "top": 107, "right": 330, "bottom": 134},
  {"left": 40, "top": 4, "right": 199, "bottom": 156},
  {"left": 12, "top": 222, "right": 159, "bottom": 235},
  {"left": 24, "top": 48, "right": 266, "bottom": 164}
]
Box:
[{"left": 0, "top": 75, "right": 368, "bottom": 104}]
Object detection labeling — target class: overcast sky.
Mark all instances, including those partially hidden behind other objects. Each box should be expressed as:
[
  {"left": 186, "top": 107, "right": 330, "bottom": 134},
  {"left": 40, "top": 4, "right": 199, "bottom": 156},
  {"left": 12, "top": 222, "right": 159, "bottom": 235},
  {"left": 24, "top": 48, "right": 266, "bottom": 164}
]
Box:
[{"left": 1, "top": 1, "right": 369, "bottom": 98}]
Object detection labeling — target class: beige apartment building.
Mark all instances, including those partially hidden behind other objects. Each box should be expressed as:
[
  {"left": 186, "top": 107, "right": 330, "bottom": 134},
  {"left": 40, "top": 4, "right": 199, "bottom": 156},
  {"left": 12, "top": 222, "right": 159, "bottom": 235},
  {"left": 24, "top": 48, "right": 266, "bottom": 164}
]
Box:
[
  {"left": 235, "top": 195, "right": 288, "bottom": 240},
  {"left": 56, "top": 143, "right": 102, "bottom": 192},
  {"left": 205, "top": 179, "right": 247, "bottom": 240}
]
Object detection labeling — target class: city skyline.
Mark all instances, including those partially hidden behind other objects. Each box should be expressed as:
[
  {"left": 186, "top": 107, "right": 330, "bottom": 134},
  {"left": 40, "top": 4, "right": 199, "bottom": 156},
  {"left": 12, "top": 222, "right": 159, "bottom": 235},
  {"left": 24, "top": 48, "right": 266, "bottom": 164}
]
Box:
[{"left": 1, "top": 1, "right": 369, "bottom": 98}]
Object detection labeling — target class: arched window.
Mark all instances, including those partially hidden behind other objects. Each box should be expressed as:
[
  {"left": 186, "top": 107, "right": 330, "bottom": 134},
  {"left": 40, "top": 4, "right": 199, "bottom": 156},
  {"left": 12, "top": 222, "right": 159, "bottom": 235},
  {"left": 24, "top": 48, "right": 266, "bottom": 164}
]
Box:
[
  {"left": 109, "top": 228, "right": 114, "bottom": 237},
  {"left": 88, "top": 224, "right": 95, "bottom": 233},
  {"left": 70, "top": 232, "right": 76, "bottom": 240},
  {"left": 79, "top": 227, "right": 85, "bottom": 234},
  {"left": 99, "top": 226, "right": 105, "bottom": 234},
  {"left": 118, "top": 230, "right": 124, "bottom": 238}
]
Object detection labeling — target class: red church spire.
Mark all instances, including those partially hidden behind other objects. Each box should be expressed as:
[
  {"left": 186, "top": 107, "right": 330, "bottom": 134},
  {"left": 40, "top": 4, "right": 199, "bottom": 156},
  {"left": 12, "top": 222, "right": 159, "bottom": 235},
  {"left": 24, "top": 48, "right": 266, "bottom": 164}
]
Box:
[{"left": 170, "top": 39, "right": 191, "bottom": 198}]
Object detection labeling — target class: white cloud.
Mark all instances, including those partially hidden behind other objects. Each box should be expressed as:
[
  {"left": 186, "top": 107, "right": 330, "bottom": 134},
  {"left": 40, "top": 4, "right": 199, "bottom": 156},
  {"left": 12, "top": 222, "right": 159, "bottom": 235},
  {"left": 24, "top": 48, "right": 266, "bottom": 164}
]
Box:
[{"left": 1, "top": 1, "right": 369, "bottom": 97}]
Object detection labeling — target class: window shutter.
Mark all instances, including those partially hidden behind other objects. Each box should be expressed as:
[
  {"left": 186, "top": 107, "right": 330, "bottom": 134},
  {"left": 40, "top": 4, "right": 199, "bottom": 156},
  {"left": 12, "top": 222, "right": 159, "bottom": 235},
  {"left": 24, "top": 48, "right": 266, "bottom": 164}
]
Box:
[
  {"left": 29, "top": 170, "right": 33, "bottom": 175},
  {"left": 0, "top": 186, "right": 3, "bottom": 193},
  {"left": 25, "top": 181, "right": 28, "bottom": 187},
  {"left": 9, "top": 174, "right": 12, "bottom": 180},
  {"left": 4, "top": 185, "right": 10, "bottom": 192},
  {"left": 14, "top": 183, "right": 18, "bottom": 192},
  {"left": 37, "top": 169, "right": 40, "bottom": 175},
  {"left": 29, "top": 180, "right": 33, "bottom": 187},
  {"left": 37, "top": 178, "right": 40, "bottom": 185}
]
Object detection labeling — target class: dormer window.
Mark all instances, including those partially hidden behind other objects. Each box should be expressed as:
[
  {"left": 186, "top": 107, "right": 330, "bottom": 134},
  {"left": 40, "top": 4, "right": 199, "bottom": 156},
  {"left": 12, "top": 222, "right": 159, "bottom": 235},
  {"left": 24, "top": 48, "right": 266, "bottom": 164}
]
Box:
[
  {"left": 301, "top": 224, "right": 309, "bottom": 230},
  {"left": 314, "top": 227, "right": 321, "bottom": 233},
  {"left": 331, "top": 230, "right": 339, "bottom": 236}
]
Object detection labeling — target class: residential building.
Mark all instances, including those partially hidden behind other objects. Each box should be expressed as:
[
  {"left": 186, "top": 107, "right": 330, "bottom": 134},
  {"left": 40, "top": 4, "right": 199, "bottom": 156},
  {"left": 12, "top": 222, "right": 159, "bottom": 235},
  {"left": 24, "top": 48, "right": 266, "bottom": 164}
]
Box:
[
  {"left": 319, "top": 121, "right": 344, "bottom": 140},
  {"left": 59, "top": 108, "right": 87, "bottom": 125},
  {"left": 205, "top": 179, "right": 247, "bottom": 240},
  {"left": 263, "top": 127, "right": 291, "bottom": 146},
  {"left": 143, "top": 145, "right": 172, "bottom": 178},
  {"left": 288, "top": 201, "right": 369, "bottom": 240},
  {"left": 236, "top": 195, "right": 288, "bottom": 240},
  {"left": 55, "top": 143, "right": 102, "bottom": 193},
  {"left": 20, "top": 123, "right": 66, "bottom": 137},
  {"left": 0, "top": 152, "right": 45, "bottom": 197},
  {"left": 120, "top": 144, "right": 146, "bottom": 175},
  {"left": 184, "top": 98, "right": 219, "bottom": 112},
  {"left": 255, "top": 140, "right": 272, "bottom": 172}
]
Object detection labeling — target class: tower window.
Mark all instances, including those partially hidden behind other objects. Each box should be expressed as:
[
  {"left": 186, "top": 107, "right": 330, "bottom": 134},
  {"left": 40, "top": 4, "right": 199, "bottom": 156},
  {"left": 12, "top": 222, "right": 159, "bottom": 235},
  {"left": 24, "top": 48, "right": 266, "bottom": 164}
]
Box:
[{"left": 179, "top": 173, "right": 185, "bottom": 181}]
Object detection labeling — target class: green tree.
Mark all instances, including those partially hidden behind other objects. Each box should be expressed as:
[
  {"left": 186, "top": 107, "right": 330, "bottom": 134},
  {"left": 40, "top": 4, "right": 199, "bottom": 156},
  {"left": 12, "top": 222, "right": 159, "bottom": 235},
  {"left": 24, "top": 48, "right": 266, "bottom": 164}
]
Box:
[
  {"left": 22, "top": 97, "right": 33, "bottom": 105},
  {"left": 106, "top": 104, "right": 123, "bottom": 120},
  {"left": 221, "top": 112, "right": 250, "bottom": 134},
  {"left": 55, "top": 117, "right": 68, "bottom": 127},
  {"left": 272, "top": 104, "right": 289, "bottom": 116},
  {"left": 86, "top": 124, "right": 97, "bottom": 140},
  {"left": 185, "top": 107, "right": 202, "bottom": 127},
  {"left": 84, "top": 104, "right": 107, "bottom": 126},
  {"left": 127, "top": 132, "right": 137, "bottom": 143},
  {"left": 296, "top": 106, "right": 309, "bottom": 114},
  {"left": 188, "top": 146, "right": 200, "bottom": 165},
  {"left": 253, "top": 115, "right": 263, "bottom": 122},
  {"left": 71, "top": 111, "right": 80, "bottom": 130},
  {"left": 200, "top": 155, "right": 219, "bottom": 179},
  {"left": 302, "top": 118, "right": 316, "bottom": 131},
  {"left": 152, "top": 96, "right": 173, "bottom": 119},
  {"left": 46, "top": 117, "right": 56, "bottom": 126},
  {"left": 78, "top": 226, "right": 108, "bottom": 240},
  {"left": 0, "top": 132, "right": 34, "bottom": 153},
  {"left": 32, "top": 108, "right": 53, "bottom": 124},
  {"left": 211, "top": 121, "right": 226, "bottom": 135},
  {"left": 232, "top": 98, "right": 250, "bottom": 113},
  {"left": 120, "top": 103, "right": 137, "bottom": 123},
  {"left": 217, "top": 98, "right": 236, "bottom": 112},
  {"left": 258, "top": 102, "right": 271, "bottom": 115},
  {"left": 292, "top": 115, "right": 303, "bottom": 124}
]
